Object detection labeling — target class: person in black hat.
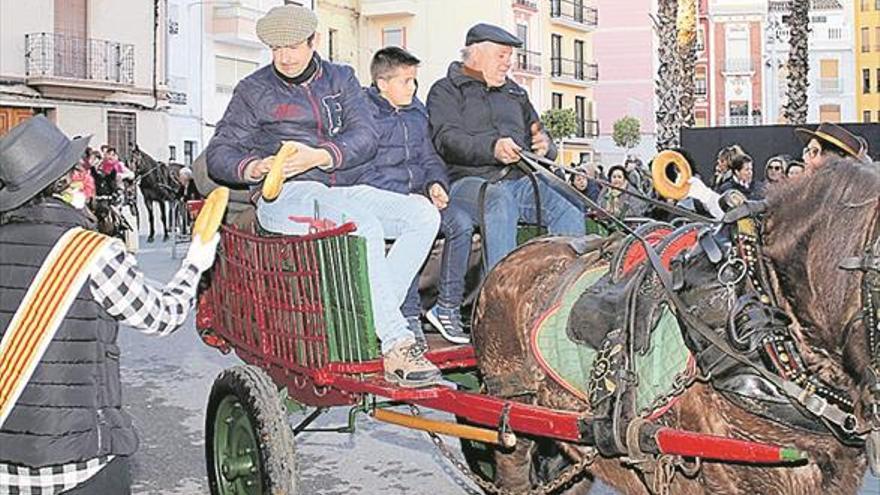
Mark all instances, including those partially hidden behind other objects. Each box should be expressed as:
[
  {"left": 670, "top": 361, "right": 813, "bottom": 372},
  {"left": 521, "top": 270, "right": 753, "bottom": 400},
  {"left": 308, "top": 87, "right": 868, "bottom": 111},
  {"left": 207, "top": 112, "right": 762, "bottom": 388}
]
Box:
[
  {"left": 794, "top": 122, "right": 862, "bottom": 174},
  {"left": 0, "top": 116, "right": 219, "bottom": 494},
  {"left": 425, "top": 23, "right": 585, "bottom": 336}
]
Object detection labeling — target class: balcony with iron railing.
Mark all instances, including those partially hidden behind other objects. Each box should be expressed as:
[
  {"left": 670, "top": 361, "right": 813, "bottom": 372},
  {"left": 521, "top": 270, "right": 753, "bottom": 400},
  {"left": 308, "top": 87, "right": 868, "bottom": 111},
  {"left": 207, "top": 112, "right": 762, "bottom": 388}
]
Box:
[
  {"left": 723, "top": 58, "right": 755, "bottom": 74},
  {"left": 514, "top": 49, "right": 542, "bottom": 75},
  {"left": 513, "top": 0, "right": 538, "bottom": 11},
  {"left": 719, "top": 115, "right": 763, "bottom": 127},
  {"left": 549, "top": 0, "right": 598, "bottom": 31},
  {"left": 550, "top": 57, "right": 598, "bottom": 86},
  {"left": 24, "top": 32, "right": 134, "bottom": 99}
]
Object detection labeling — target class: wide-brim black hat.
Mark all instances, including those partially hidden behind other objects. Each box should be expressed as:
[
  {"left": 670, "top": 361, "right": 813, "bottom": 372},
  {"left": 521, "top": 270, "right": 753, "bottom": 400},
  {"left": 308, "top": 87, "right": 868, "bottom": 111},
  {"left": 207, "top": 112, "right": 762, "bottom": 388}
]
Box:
[
  {"left": 794, "top": 122, "right": 860, "bottom": 160},
  {"left": 0, "top": 115, "right": 90, "bottom": 213}
]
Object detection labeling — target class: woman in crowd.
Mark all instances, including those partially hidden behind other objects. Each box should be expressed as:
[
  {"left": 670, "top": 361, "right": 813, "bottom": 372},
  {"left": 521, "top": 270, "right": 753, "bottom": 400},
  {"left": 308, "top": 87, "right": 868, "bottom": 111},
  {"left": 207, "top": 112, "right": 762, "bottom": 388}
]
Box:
[
  {"left": 718, "top": 153, "right": 760, "bottom": 199},
  {"left": 599, "top": 164, "right": 640, "bottom": 219}
]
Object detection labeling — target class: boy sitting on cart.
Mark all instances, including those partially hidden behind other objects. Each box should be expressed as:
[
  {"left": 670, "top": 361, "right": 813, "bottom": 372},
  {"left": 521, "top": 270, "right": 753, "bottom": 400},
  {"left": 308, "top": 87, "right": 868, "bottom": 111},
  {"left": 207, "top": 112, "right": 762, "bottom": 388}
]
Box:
[
  {"left": 360, "top": 47, "right": 474, "bottom": 346},
  {"left": 205, "top": 5, "right": 443, "bottom": 388}
]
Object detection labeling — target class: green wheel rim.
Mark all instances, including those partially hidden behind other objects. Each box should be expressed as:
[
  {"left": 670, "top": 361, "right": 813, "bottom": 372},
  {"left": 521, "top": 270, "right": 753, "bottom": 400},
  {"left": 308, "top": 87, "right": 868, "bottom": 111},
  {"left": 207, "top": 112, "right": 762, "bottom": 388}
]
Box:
[{"left": 212, "top": 396, "right": 263, "bottom": 495}]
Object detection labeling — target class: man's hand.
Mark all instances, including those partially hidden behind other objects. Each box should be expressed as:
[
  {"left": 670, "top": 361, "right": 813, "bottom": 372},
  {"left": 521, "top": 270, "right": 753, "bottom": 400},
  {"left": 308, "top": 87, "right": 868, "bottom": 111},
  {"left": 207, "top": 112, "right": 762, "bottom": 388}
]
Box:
[
  {"left": 530, "top": 122, "right": 551, "bottom": 157},
  {"left": 245, "top": 142, "right": 333, "bottom": 181},
  {"left": 494, "top": 137, "right": 522, "bottom": 165},
  {"left": 429, "top": 183, "right": 449, "bottom": 210}
]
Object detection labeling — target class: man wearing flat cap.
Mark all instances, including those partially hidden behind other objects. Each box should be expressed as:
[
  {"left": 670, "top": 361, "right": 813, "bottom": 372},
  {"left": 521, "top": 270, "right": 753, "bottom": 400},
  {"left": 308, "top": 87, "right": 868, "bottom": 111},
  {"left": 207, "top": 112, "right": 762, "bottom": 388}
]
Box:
[
  {"left": 206, "top": 5, "right": 443, "bottom": 387},
  {"left": 795, "top": 122, "right": 865, "bottom": 174},
  {"left": 426, "top": 23, "right": 585, "bottom": 286},
  {"left": 0, "top": 117, "right": 219, "bottom": 493}
]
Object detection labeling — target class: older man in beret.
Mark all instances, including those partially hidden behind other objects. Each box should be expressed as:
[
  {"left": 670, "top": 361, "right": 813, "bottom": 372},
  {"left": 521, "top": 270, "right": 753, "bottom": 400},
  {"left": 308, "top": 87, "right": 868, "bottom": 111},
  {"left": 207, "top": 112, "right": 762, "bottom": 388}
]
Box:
[
  {"left": 206, "top": 5, "right": 443, "bottom": 387},
  {"left": 424, "top": 23, "right": 584, "bottom": 337}
]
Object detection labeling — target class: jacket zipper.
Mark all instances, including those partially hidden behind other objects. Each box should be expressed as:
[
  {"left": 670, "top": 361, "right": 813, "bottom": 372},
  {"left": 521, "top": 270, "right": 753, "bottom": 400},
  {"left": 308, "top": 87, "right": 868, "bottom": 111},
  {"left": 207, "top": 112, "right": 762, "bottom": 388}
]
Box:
[
  {"left": 401, "top": 112, "right": 413, "bottom": 191},
  {"left": 304, "top": 85, "right": 334, "bottom": 185},
  {"left": 96, "top": 409, "right": 105, "bottom": 452}
]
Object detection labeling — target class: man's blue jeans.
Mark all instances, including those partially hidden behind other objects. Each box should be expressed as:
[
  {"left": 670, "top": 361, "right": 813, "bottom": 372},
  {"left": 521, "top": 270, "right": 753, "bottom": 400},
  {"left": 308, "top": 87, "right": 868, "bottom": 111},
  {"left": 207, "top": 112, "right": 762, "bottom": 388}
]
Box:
[
  {"left": 256, "top": 182, "right": 440, "bottom": 353},
  {"left": 401, "top": 204, "right": 474, "bottom": 317},
  {"left": 449, "top": 174, "right": 585, "bottom": 271}
]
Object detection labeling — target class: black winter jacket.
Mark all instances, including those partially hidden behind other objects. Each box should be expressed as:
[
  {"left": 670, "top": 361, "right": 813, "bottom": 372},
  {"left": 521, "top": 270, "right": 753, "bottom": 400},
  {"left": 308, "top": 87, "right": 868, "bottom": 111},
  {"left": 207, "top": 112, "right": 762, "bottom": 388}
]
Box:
[
  {"left": 426, "top": 62, "right": 556, "bottom": 183},
  {"left": 358, "top": 87, "right": 449, "bottom": 195},
  {"left": 0, "top": 201, "right": 138, "bottom": 467}
]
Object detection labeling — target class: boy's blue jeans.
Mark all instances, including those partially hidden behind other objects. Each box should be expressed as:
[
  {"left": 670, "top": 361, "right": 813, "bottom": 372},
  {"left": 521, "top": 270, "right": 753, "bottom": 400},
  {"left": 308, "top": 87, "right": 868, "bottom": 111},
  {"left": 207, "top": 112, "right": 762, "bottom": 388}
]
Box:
[
  {"left": 257, "top": 182, "right": 440, "bottom": 353},
  {"left": 449, "top": 174, "right": 585, "bottom": 271},
  {"left": 401, "top": 204, "right": 474, "bottom": 317}
]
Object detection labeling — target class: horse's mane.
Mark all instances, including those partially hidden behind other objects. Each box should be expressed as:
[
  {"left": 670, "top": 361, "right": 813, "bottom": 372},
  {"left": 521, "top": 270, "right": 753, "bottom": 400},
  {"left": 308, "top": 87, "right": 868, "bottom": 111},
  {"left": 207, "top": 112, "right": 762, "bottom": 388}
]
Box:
[{"left": 762, "top": 160, "right": 880, "bottom": 368}]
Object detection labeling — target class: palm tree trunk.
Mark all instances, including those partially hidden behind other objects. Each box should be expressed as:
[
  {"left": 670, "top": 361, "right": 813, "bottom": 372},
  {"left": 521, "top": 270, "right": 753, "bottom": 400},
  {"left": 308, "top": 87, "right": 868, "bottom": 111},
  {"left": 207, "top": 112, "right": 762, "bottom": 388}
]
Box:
[
  {"left": 654, "top": 0, "right": 681, "bottom": 150},
  {"left": 783, "top": 1, "right": 810, "bottom": 124},
  {"left": 677, "top": 0, "right": 697, "bottom": 129}
]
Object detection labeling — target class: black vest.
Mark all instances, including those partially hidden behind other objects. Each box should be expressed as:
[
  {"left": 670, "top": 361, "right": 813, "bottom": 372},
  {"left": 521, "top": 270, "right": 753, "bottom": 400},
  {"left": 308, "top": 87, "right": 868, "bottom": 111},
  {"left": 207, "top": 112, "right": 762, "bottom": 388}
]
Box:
[{"left": 0, "top": 200, "right": 138, "bottom": 467}]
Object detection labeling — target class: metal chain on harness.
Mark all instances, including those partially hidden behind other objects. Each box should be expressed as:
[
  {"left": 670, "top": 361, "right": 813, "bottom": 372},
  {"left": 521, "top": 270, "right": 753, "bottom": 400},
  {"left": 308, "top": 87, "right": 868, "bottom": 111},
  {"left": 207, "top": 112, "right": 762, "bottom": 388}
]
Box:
[{"left": 410, "top": 405, "right": 597, "bottom": 495}]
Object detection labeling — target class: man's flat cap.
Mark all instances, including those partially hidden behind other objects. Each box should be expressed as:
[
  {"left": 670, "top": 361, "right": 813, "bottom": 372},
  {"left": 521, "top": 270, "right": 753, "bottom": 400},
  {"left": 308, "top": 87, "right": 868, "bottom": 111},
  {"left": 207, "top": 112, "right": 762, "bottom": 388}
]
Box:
[
  {"left": 465, "top": 23, "right": 523, "bottom": 47},
  {"left": 256, "top": 5, "right": 318, "bottom": 48}
]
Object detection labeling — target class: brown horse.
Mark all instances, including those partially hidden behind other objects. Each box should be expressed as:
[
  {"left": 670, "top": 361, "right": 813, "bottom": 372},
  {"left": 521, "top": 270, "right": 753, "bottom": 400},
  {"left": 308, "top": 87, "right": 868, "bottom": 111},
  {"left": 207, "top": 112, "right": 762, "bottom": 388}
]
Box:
[{"left": 472, "top": 160, "right": 879, "bottom": 494}]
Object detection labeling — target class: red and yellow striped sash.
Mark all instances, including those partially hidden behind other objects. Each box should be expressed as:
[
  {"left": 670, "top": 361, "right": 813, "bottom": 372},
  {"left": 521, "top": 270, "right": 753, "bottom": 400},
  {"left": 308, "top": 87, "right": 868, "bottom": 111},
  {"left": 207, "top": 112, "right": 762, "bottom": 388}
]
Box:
[{"left": 0, "top": 228, "right": 111, "bottom": 428}]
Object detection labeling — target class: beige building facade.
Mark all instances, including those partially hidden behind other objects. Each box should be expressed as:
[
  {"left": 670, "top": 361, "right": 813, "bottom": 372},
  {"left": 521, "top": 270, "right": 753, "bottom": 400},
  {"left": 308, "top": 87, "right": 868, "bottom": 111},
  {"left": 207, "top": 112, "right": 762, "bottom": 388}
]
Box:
[
  {"left": 544, "top": 0, "right": 599, "bottom": 166},
  {"left": 356, "top": 0, "right": 527, "bottom": 101},
  {"left": 0, "top": 0, "right": 171, "bottom": 162}
]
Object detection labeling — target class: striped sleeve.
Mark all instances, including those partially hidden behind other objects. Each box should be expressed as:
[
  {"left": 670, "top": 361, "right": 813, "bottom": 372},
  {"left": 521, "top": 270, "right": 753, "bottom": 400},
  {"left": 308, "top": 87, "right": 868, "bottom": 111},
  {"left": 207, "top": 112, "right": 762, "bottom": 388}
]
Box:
[{"left": 88, "top": 241, "right": 202, "bottom": 336}]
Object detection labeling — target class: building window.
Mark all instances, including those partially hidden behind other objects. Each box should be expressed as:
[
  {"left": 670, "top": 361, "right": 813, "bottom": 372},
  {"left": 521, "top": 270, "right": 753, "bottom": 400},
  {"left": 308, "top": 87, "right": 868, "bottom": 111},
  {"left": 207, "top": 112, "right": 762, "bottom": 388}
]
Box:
[
  {"left": 106, "top": 111, "right": 137, "bottom": 163},
  {"left": 877, "top": 68, "right": 880, "bottom": 92},
  {"left": 184, "top": 140, "right": 196, "bottom": 165},
  {"left": 864, "top": 68, "right": 871, "bottom": 94},
  {"left": 215, "top": 56, "right": 258, "bottom": 94},
  {"left": 328, "top": 28, "right": 337, "bottom": 61},
  {"left": 168, "top": 145, "right": 177, "bottom": 162},
  {"left": 517, "top": 24, "right": 529, "bottom": 49},
  {"left": 550, "top": 0, "right": 561, "bottom": 17},
  {"left": 695, "top": 111, "right": 707, "bottom": 127},
  {"left": 864, "top": 110, "right": 872, "bottom": 123},
  {"left": 574, "top": 40, "right": 584, "bottom": 79},
  {"left": 575, "top": 96, "right": 585, "bottom": 137},
  {"left": 552, "top": 92, "right": 563, "bottom": 109},
  {"left": 862, "top": 0, "right": 870, "bottom": 11},
  {"left": 382, "top": 27, "right": 405, "bottom": 47},
  {"left": 876, "top": 0, "right": 880, "bottom": 9},
  {"left": 876, "top": 27, "right": 880, "bottom": 51},
  {"left": 828, "top": 28, "right": 841, "bottom": 40},
  {"left": 819, "top": 59, "right": 839, "bottom": 91},
  {"left": 819, "top": 104, "right": 841, "bottom": 122},
  {"left": 695, "top": 27, "right": 705, "bottom": 53},
  {"left": 862, "top": 27, "right": 871, "bottom": 52},
  {"left": 551, "top": 34, "right": 562, "bottom": 76}
]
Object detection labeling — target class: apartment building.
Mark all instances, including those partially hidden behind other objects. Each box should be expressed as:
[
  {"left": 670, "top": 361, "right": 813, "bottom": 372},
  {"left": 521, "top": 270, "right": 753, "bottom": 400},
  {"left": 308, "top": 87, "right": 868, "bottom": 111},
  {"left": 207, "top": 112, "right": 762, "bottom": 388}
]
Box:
[
  {"left": 357, "top": 0, "right": 522, "bottom": 101},
  {"left": 763, "top": 0, "right": 856, "bottom": 124},
  {"left": 0, "top": 0, "right": 170, "bottom": 160},
  {"left": 855, "top": 0, "right": 880, "bottom": 122},
  {"left": 544, "top": 0, "right": 599, "bottom": 165},
  {"left": 593, "top": 0, "right": 657, "bottom": 163}
]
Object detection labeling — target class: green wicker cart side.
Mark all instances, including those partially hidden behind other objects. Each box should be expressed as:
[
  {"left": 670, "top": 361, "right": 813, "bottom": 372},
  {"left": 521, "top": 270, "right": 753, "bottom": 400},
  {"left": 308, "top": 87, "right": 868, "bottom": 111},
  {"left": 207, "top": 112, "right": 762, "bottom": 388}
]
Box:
[{"left": 317, "top": 233, "right": 380, "bottom": 363}]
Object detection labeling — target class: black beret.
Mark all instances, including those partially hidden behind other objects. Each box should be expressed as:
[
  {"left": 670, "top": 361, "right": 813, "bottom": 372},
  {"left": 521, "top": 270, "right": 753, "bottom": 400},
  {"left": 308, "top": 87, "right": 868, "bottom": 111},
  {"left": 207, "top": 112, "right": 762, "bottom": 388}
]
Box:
[{"left": 465, "top": 23, "right": 523, "bottom": 47}]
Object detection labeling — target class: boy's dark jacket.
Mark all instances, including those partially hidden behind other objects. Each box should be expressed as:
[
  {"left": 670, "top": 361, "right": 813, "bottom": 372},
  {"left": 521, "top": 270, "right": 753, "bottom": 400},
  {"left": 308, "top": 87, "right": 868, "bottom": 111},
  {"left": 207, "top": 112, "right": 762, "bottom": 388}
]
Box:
[{"left": 357, "top": 86, "right": 450, "bottom": 195}]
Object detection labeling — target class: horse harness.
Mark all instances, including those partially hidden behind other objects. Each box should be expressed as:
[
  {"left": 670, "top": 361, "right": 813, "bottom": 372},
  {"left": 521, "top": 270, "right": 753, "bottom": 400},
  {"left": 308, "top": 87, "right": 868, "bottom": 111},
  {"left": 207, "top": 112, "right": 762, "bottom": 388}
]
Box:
[
  {"left": 578, "top": 203, "right": 878, "bottom": 491},
  {"left": 839, "top": 199, "right": 880, "bottom": 471}
]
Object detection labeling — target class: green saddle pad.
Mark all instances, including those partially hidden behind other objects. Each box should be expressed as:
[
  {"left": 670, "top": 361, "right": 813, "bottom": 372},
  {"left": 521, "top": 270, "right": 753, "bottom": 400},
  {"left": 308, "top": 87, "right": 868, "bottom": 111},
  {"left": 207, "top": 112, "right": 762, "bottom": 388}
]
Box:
[{"left": 531, "top": 266, "right": 693, "bottom": 415}]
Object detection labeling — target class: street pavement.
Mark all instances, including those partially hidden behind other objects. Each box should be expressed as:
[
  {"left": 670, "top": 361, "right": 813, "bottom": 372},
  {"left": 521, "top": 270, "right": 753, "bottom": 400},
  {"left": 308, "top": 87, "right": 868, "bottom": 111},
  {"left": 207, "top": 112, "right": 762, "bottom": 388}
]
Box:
[{"left": 122, "top": 237, "right": 879, "bottom": 495}]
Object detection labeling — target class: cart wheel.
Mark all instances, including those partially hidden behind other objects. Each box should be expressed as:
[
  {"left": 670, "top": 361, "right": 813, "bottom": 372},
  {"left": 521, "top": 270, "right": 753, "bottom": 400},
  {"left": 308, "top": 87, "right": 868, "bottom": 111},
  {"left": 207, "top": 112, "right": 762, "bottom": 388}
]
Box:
[{"left": 206, "top": 365, "right": 297, "bottom": 495}]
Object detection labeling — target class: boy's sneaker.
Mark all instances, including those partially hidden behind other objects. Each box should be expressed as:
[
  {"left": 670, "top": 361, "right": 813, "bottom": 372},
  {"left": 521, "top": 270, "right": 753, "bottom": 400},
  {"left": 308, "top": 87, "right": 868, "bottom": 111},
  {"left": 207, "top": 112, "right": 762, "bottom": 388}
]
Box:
[
  {"left": 425, "top": 304, "right": 470, "bottom": 344},
  {"left": 383, "top": 338, "right": 442, "bottom": 388},
  {"left": 406, "top": 316, "right": 428, "bottom": 348}
]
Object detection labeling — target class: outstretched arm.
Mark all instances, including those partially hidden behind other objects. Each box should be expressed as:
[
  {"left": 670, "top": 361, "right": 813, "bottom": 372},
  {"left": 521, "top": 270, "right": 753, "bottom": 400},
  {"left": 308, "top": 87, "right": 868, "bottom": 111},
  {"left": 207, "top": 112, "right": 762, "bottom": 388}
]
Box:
[{"left": 89, "top": 236, "right": 219, "bottom": 336}]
